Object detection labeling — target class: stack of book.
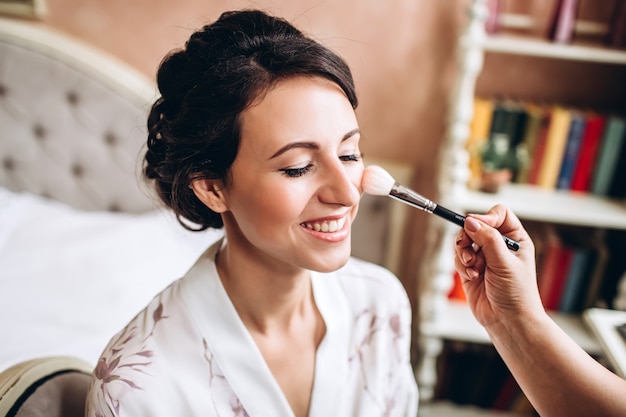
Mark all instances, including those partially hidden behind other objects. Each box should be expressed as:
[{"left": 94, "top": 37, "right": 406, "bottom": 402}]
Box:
[
  {"left": 487, "top": 0, "right": 626, "bottom": 48},
  {"left": 466, "top": 97, "right": 626, "bottom": 200},
  {"left": 434, "top": 341, "right": 535, "bottom": 414},
  {"left": 514, "top": 219, "right": 624, "bottom": 313}
]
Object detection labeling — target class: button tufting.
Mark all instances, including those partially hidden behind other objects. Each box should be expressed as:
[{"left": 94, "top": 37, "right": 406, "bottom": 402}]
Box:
[
  {"left": 108, "top": 203, "right": 121, "bottom": 212},
  {"left": 33, "top": 124, "right": 46, "bottom": 140},
  {"left": 3, "top": 157, "right": 15, "bottom": 171},
  {"left": 71, "top": 163, "right": 85, "bottom": 178},
  {"left": 104, "top": 132, "right": 117, "bottom": 146},
  {"left": 66, "top": 91, "right": 79, "bottom": 106}
]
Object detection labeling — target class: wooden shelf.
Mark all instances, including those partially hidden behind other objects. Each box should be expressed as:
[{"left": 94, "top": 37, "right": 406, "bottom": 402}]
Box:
[
  {"left": 583, "top": 308, "right": 626, "bottom": 378},
  {"left": 449, "top": 183, "right": 626, "bottom": 230},
  {"left": 421, "top": 299, "right": 602, "bottom": 355},
  {"left": 482, "top": 34, "right": 626, "bottom": 65}
]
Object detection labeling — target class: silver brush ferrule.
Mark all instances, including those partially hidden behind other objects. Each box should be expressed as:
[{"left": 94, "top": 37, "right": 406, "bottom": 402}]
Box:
[{"left": 389, "top": 183, "right": 436, "bottom": 213}]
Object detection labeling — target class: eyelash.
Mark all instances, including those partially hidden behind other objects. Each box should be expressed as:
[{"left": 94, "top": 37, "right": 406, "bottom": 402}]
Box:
[{"left": 280, "top": 153, "right": 362, "bottom": 178}]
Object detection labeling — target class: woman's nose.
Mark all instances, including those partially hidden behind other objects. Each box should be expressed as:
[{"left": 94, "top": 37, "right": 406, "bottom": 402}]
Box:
[{"left": 318, "top": 160, "right": 362, "bottom": 206}]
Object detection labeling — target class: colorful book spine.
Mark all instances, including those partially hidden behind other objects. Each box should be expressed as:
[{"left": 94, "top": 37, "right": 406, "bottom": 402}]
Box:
[
  {"left": 466, "top": 97, "right": 495, "bottom": 189},
  {"left": 556, "top": 112, "right": 586, "bottom": 190},
  {"left": 590, "top": 115, "right": 626, "bottom": 196},
  {"left": 545, "top": 247, "right": 575, "bottom": 311},
  {"left": 559, "top": 249, "right": 591, "bottom": 313},
  {"left": 536, "top": 106, "right": 572, "bottom": 189},
  {"left": 547, "top": 0, "right": 580, "bottom": 44},
  {"left": 608, "top": 128, "right": 626, "bottom": 199},
  {"left": 605, "top": 0, "right": 626, "bottom": 47},
  {"left": 515, "top": 103, "right": 546, "bottom": 184},
  {"left": 537, "top": 227, "right": 563, "bottom": 309},
  {"left": 527, "top": 110, "right": 552, "bottom": 185},
  {"left": 570, "top": 114, "right": 607, "bottom": 192}
]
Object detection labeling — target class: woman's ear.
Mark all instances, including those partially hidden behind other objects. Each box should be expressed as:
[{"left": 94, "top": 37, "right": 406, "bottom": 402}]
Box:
[{"left": 190, "top": 179, "right": 228, "bottom": 213}]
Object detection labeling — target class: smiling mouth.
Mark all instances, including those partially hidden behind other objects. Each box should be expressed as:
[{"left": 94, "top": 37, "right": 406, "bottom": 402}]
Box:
[{"left": 302, "top": 217, "right": 346, "bottom": 233}]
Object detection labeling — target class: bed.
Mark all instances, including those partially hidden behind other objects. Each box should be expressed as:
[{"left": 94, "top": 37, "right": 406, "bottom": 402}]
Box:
[{"left": 0, "top": 16, "right": 409, "bottom": 376}]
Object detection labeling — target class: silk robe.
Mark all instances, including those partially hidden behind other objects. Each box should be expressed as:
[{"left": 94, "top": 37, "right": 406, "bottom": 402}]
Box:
[{"left": 86, "top": 238, "right": 418, "bottom": 417}]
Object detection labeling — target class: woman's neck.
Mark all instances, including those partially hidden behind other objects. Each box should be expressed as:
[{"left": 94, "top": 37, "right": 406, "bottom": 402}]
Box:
[{"left": 215, "top": 240, "right": 316, "bottom": 335}]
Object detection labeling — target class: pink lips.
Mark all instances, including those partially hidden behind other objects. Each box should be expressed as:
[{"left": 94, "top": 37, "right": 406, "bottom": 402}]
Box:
[{"left": 300, "top": 215, "right": 350, "bottom": 242}]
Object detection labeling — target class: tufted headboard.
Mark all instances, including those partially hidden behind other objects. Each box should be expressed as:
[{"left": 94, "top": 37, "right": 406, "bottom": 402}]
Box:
[{"left": 0, "top": 17, "right": 157, "bottom": 213}]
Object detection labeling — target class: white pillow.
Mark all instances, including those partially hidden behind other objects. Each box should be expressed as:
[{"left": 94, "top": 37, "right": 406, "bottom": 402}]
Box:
[{"left": 0, "top": 187, "right": 222, "bottom": 370}]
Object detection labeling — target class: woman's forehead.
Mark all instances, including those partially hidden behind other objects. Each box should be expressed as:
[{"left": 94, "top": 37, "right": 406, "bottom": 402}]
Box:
[{"left": 237, "top": 77, "right": 357, "bottom": 156}]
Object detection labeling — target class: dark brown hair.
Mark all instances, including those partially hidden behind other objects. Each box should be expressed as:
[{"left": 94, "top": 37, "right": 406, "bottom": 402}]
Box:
[{"left": 144, "top": 9, "right": 358, "bottom": 230}]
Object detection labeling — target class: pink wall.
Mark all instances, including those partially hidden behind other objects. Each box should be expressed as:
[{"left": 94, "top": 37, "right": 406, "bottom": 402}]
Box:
[
  {"left": 40, "top": 0, "right": 462, "bottom": 168},
  {"left": 35, "top": 0, "right": 465, "bottom": 305},
  {"left": 26, "top": 0, "right": 624, "bottom": 313}
]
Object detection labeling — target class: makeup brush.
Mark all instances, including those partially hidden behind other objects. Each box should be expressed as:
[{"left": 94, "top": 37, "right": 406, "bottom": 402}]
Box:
[{"left": 362, "top": 165, "right": 520, "bottom": 252}]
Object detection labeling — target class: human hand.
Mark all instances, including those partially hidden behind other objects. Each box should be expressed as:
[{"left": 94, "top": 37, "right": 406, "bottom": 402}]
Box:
[{"left": 454, "top": 205, "right": 544, "bottom": 329}]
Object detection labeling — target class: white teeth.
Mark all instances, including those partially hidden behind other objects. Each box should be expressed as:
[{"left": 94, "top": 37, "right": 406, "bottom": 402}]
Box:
[{"left": 304, "top": 217, "right": 346, "bottom": 233}]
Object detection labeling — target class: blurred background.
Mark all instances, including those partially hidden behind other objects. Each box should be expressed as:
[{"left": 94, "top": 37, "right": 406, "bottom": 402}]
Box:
[{"left": 15, "top": 0, "right": 625, "bottom": 343}]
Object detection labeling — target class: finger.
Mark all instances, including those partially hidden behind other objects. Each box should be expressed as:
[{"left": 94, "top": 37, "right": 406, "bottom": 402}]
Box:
[
  {"left": 463, "top": 216, "right": 511, "bottom": 261},
  {"left": 468, "top": 204, "right": 525, "bottom": 240},
  {"left": 455, "top": 227, "right": 474, "bottom": 250},
  {"left": 454, "top": 255, "right": 481, "bottom": 281}
]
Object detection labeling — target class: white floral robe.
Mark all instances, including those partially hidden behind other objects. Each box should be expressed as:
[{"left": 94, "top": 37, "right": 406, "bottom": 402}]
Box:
[{"left": 85, "top": 238, "right": 418, "bottom": 417}]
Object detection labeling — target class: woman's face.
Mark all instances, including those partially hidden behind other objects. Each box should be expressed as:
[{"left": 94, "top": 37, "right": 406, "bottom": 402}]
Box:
[{"left": 220, "top": 76, "right": 363, "bottom": 273}]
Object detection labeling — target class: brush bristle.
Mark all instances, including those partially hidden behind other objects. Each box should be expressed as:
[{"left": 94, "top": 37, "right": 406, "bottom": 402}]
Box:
[{"left": 361, "top": 165, "right": 396, "bottom": 196}]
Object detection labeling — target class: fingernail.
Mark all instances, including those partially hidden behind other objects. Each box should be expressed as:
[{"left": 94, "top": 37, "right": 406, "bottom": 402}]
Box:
[
  {"left": 455, "top": 230, "right": 464, "bottom": 245},
  {"left": 462, "top": 251, "right": 473, "bottom": 264},
  {"left": 466, "top": 267, "right": 479, "bottom": 280},
  {"left": 465, "top": 217, "right": 482, "bottom": 233}
]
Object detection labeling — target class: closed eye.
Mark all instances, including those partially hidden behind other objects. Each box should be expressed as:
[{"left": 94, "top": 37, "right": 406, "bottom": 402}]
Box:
[
  {"left": 339, "top": 153, "right": 362, "bottom": 163},
  {"left": 280, "top": 164, "right": 313, "bottom": 178}
]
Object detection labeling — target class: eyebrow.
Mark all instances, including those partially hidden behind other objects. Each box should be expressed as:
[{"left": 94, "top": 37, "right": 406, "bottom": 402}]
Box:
[{"left": 269, "top": 128, "right": 361, "bottom": 160}]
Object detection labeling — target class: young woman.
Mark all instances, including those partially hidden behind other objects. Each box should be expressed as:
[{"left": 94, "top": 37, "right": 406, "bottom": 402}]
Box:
[{"left": 85, "top": 9, "right": 418, "bottom": 417}]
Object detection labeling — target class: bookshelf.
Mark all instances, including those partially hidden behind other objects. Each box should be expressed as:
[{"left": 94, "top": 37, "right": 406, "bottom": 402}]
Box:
[
  {"left": 481, "top": 34, "right": 626, "bottom": 64},
  {"left": 416, "top": 0, "right": 626, "bottom": 413}
]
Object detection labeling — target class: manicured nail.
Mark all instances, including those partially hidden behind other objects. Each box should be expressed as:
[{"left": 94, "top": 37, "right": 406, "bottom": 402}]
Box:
[
  {"left": 466, "top": 267, "right": 479, "bottom": 280},
  {"left": 462, "top": 251, "right": 473, "bottom": 265},
  {"left": 455, "top": 230, "right": 464, "bottom": 245},
  {"left": 465, "top": 217, "right": 482, "bottom": 233}
]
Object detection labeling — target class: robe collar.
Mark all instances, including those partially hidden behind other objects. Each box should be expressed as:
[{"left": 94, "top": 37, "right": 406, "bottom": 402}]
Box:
[{"left": 180, "top": 238, "right": 351, "bottom": 416}]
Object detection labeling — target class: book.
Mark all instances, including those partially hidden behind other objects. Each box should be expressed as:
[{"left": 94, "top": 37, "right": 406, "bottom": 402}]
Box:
[
  {"left": 590, "top": 115, "right": 626, "bottom": 196},
  {"left": 547, "top": 0, "right": 580, "bottom": 44},
  {"left": 607, "top": 128, "right": 626, "bottom": 199},
  {"left": 515, "top": 103, "right": 546, "bottom": 184},
  {"left": 537, "top": 226, "right": 563, "bottom": 309},
  {"left": 558, "top": 249, "right": 591, "bottom": 313},
  {"left": 527, "top": 108, "right": 553, "bottom": 185},
  {"left": 544, "top": 246, "right": 575, "bottom": 311},
  {"left": 536, "top": 106, "right": 573, "bottom": 189},
  {"left": 582, "top": 238, "right": 610, "bottom": 310},
  {"left": 570, "top": 113, "right": 607, "bottom": 192},
  {"left": 598, "top": 230, "right": 626, "bottom": 310},
  {"left": 480, "top": 101, "right": 527, "bottom": 179},
  {"left": 556, "top": 112, "right": 586, "bottom": 190},
  {"left": 485, "top": 0, "right": 502, "bottom": 34},
  {"left": 466, "top": 97, "right": 495, "bottom": 189},
  {"left": 605, "top": 0, "right": 626, "bottom": 47},
  {"left": 491, "top": 374, "right": 520, "bottom": 410}
]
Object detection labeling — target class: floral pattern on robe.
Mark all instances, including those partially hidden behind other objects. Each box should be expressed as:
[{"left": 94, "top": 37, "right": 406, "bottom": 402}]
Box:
[{"left": 86, "top": 238, "right": 418, "bottom": 417}]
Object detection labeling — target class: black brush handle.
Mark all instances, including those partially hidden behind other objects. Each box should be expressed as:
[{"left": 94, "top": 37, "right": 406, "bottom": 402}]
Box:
[{"left": 433, "top": 205, "right": 520, "bottom": 252}]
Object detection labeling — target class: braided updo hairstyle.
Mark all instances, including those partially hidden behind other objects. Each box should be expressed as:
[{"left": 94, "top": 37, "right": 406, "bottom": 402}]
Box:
[{"left": 144, "top": 9, "right": 358, "bottom": 231}]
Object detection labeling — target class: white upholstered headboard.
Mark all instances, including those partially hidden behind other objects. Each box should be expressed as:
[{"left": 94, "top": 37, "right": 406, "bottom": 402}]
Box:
[{"left": 0, "top": 17, "right": 157, "bottom": 213}]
